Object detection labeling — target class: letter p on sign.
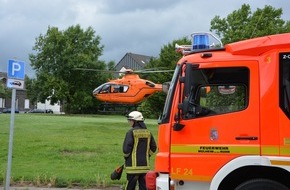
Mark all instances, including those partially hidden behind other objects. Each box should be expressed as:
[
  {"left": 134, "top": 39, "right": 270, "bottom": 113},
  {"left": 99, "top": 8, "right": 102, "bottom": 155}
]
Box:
[
  {"left": 12, "top": 62, "right": 21, "bottom": 75},
  {"left": 8, "top": 60, "right": 25, "bottom": 80}
]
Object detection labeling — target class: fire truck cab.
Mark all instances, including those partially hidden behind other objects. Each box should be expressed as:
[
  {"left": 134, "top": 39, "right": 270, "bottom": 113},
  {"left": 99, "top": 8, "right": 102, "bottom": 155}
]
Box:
[{"left": 146, "top": 33, "right": 290, "bottom": 190}]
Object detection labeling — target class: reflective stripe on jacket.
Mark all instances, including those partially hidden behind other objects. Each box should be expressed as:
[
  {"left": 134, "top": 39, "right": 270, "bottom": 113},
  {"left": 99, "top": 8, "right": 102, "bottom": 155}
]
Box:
[{"left": 123, "top": 122, "right": 157, "bottom": 174}]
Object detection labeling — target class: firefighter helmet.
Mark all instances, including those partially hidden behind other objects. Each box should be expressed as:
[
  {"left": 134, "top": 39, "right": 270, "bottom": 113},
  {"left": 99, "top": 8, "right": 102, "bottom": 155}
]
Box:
[{"left": 127, "top": 111, "right": 144, "bottom": 121}]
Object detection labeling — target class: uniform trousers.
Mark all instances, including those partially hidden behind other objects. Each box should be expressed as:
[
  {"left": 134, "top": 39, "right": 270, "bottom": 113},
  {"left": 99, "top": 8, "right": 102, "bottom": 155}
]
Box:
[{"left": 125, "top": 173, "right": 146, "bottom": 190}]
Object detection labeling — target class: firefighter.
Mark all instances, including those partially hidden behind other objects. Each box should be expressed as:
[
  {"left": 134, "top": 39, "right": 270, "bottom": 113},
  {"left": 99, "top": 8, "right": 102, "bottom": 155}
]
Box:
[{"left": 123, "top": 111, "right": 157, "bottom": 190}]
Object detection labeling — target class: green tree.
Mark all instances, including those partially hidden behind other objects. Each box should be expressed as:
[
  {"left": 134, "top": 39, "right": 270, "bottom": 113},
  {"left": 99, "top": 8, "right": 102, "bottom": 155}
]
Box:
[
  {"left": 0, "top": 83, "right": 6, "bottom": 98},
  {"left": 107, "top": 61, "right": 116, "bottom": 71},
  {"left": 0, "top": 79, "right": 10, "bottom": 99},
  {"left": 139, "top": 37, "right": 190, "bottom": 118},
  {"left": 29, "top": 25, "right": 108, "bottom": 113},
  {"left": 24, "top": 76, "right": 35, "bottom": 104},
  {"left": 210, "top": 4, "right": 290, "bottom": 44},
  {"left": 0, "top": 82, "right": 5, "bottom": 97}
]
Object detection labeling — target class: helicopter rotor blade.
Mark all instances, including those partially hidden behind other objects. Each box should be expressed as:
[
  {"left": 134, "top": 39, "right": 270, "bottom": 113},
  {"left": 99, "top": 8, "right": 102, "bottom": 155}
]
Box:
[
  {"left": 74, "top": 68, "right": 124, "bottom": 73},
  {"left": 134, "top": 70, "right": 174, "bottom": 73},
  {"left": 74, "top": 67, "right": 174, "bottom": 74}
]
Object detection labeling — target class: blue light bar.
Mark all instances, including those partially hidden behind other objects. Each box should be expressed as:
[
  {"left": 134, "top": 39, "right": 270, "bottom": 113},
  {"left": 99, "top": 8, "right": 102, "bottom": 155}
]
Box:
[
  {"left": 175, "top": 32, "right": 223, "bottom": 55},
  {"left": 192, "top": 34, "right": 209, "bottom": 50}
]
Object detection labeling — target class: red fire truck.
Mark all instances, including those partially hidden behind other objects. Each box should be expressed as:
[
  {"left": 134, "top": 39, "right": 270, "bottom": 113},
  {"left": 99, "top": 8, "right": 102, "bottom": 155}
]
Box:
[{"left": 146, "top": 32, "right": 290, "bottom": 190}]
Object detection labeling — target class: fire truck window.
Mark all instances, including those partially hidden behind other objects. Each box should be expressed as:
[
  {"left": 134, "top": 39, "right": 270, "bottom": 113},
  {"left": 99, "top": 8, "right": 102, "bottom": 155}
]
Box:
[
  {"left": 182, "top": 67, "right": 249, "bottom": 119},
  {"left": 279, "top": 52, "right": 290, "bottom": 119},
  {"left": 198, "top": 85, "right": 246, "bottom": 115}
]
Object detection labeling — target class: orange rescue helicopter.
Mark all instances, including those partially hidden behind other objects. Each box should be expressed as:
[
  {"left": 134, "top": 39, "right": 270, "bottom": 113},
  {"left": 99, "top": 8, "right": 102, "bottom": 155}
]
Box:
[{"left": 76, "top": 67, "right": 173, "bottom": 105}]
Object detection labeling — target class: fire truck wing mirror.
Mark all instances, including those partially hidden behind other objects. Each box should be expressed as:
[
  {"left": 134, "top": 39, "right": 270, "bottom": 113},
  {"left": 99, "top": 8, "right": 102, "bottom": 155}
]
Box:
[
  {"left": 174, "top": 109, "right": 185, "bottom": 131},
  {"left": 179, "top": 76, "right": 185, "bottom": 83},
  {"left": 162, "top": 82, "right": 170, "bottom": 94},
  {"left": 173, "top": 122, "right": 185, "bottom": 131},
  {"left": 173, "top": 99, "right": 188, "bottom": 131},
  {"left": 179, "top": 98, "right": 189, "bottom": 114}
]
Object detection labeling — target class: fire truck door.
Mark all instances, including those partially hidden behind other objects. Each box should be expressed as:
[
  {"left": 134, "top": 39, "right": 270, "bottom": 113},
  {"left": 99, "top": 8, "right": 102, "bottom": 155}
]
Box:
[{"left": 170, "top": 64, "right": 260, "bottom": 181}]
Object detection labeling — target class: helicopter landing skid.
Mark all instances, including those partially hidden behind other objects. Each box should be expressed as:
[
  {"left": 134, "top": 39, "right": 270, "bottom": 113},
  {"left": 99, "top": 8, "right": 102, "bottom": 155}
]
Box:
[{"left": 98, "top": 103, "right": 138, "bottom": 115}]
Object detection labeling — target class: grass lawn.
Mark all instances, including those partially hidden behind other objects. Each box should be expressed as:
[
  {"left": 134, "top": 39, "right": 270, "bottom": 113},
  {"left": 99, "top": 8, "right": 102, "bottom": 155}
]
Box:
[{"left": 0, "top": 114, "right": 159, "bottom": 188}]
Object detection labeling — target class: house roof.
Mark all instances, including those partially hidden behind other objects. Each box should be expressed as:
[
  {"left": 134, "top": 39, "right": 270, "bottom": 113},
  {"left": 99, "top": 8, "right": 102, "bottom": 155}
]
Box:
[
  {"left": 127, "top": 52, "right": 152, "bottom": 68},
  {"left": 114, "top": 52, "right": 154, "bottom": 71}
]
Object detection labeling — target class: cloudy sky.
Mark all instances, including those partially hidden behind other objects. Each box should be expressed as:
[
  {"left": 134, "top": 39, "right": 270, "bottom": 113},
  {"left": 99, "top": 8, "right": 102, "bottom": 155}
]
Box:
[{"left": 1, "top": 0, "right": 290, "bottom": 77}]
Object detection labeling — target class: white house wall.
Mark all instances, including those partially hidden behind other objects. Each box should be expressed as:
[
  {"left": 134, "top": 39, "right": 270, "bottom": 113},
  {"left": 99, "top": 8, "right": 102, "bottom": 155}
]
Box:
[{"left": 37, "top": 99, "right": 61, "bottom": 114}]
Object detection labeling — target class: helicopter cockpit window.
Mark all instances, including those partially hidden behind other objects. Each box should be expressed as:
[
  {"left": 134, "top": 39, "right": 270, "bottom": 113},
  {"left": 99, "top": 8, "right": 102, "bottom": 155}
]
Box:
[
  {"left": 181, "top": 67, "right": 249, "bottom": 119},
  {"left": 100, "top": 84, "right": 110, "bottom": 93},
  {"left": 112, "top": 85, "right": 120, "bottom": 93},
  {"left": 122, "top": 85, "right": 129, "bottom": 92},
  {"left": 110, "top": 84, "right": 129, "bottom": 93}
]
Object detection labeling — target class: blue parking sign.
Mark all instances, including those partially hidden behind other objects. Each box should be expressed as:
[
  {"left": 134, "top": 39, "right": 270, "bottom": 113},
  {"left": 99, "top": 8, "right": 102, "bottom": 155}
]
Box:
[{"left": 8, "top": 60, "right": 25, "bottom": 80}]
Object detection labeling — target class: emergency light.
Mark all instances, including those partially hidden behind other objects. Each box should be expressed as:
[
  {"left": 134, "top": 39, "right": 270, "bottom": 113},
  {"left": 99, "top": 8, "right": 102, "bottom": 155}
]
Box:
[
  {"left": 192, "top": 34, "right": 210, "bottom": 50},
  {"left": 175, "top": 32, "right": 223, "bottom": 55}
]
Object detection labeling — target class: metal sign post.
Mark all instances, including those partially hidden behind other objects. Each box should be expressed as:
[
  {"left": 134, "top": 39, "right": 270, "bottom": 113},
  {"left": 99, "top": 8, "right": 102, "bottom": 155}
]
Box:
[
  {"left": 5, "top": 59, "right": 25, "bottom": 190},
  {"left": 5, "top": 89, "right": 16, "bottom": 190}
]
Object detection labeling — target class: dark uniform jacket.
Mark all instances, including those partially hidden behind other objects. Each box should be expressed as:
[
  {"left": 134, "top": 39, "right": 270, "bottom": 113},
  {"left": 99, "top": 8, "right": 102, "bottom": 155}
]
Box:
[{"left": 123, "top": 122, "right": 157, "bottom": 174}]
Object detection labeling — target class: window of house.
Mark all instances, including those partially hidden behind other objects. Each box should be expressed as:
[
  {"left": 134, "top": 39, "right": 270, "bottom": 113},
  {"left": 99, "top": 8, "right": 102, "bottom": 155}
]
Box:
[
  {"left": 25, "top": 99, "right": 30, "bottom": 109},
  {"left": 0, "top": 98, "right": 3, "bottom": 108}
]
